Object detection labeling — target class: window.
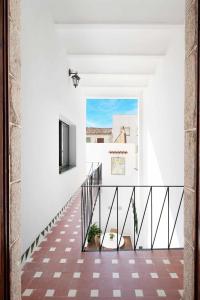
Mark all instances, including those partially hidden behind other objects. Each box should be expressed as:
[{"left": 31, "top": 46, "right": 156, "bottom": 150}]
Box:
[
  {"left": 97, "top": 138, "right": 104, "bottom": 143},
  {"left": 59, "top": 121, "right": 69, "bottom": 173},
  {"left": 86, "top": 137, "right": 91, "bottom": 143},
  {"left": 111, "top": 157, "right": 125, "bottom": 175},
  {"left": 59, "top": 119, "right": 76, "bottom": 173}
]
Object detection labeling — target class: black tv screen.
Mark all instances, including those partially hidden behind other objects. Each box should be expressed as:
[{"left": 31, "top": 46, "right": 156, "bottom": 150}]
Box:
[{"left": 59, "top": 120, "right": 69, "bottom": 173}]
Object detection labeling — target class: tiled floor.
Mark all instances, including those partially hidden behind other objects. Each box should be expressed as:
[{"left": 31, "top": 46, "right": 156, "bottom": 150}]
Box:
[{"left": 21, "top": 189, "right": 183, "bottom": 300}]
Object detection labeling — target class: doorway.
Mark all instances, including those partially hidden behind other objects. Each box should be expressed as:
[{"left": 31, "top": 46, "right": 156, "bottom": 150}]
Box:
[{"left": 0, "top": 0, "right": 199, "bottom": 299}]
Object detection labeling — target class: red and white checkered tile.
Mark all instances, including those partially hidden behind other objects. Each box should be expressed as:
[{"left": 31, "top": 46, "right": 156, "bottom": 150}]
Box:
[{"left": 21, "top": 190, "right": 183, "bottom": 299}]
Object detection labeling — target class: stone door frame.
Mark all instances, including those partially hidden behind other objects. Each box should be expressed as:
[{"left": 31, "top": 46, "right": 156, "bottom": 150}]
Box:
[
  {"left": 184, "top": 0, "right": 200, "bottom": 299},
  {"left": 0, "top": 0, "right": 21, "bottom": 299},
  {"left": 0, "top": 0, "right": 200, "bottom": 299}
]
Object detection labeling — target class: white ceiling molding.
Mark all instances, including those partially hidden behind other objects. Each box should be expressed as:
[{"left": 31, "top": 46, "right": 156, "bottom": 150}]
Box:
[
  {"left": 55, "top": 24, "right": 184, "bottom": 31},
  {"left": 67, "top": 54, "right": 162, "bottom": 75},
  {"left": 80, "top": 73, "right": 151, "bottom": 87},
  {"left": 82, "top": 86, "right": 143, "bottom": 99}
]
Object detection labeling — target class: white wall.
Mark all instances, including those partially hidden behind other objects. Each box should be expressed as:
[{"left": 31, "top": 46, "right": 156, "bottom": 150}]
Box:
[
  {"left": 139, "top": 28, "right": 184, "bottom": 248},
  {"left": 140, "top": 29, "right": 184, "bottom": 185},
  {"left": 21, "top": 0, "right": 85, "bottom": 253},
  {"left": 86, "top": 143, "right": 138, "bottom": 242},
  {"left": 86, "top": 143, "right": 138, "bottom": 185}
]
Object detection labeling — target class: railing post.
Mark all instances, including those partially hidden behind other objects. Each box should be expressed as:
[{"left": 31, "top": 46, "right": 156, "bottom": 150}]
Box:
[
  {"left": 86, "top": 179, "right": 88, "bottom": 226},
  {"left": 99, "top": 186, "right": 101, "bottom": 252},
  {"left": 100, "top": 187, "right": 117, "bottom": 251},
  {"left": 151, "top": 187, "right": 168, "bottom": 249},
  {"left": 151, "top": 187, "right": 153, "bottom": 250},
  {"left": 100, "top": 163, "right": 102, "bottom": 184},
  {"left": 82, "top": 185, "right": 86, "bottom": 252},
  {"left": 81, "top": 186, "right": 84, "bottom": 251},
  {"left": 117, "top": 187, "right": 119, "bottom": 251},
  {"left": 134, "top": 188, "right": 136, "bottom": 250},
  {"left": 82, "top": 188, "right": 100, "bottom": 251},
  {"left": 97, "top": 165, "right": 99, "bottom": 184},
  {"left": 168, "top": 188, "right": 184, "bottom": 248},
  {"left": 118, "top": 187, "right": 135, "bottom": 249},
  {"left": 90, "top": 179, "right": 92, "bottom": 210},
  {"left": 168, "top": 187, "right": 169, "bottom": 249},
  {"left": 135, "top": 187, "right": 152, "bottom": 249}
]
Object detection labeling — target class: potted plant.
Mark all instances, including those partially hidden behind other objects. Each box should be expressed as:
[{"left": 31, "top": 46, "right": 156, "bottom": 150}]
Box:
[
  {"left": 109, "top": 232, "right": 115, "bottom": 240},
  {"left": 87, "top": 223, "right": 102, "bottom": 245},
  {"left": 94, "top": 233, "right": 101, "bottom": 249}
]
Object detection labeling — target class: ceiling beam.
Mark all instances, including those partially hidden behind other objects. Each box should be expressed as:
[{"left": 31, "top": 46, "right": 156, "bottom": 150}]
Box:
[
  {"left": 83, "top": 86, "right": 143, "bottom": 100},
  {"left": 55, "top": 23, "right": 184, "bottom": 31},
  {"left": 81, "top": 84, "right": 148, "bottom": 88},
  {"left": 80, "top": 73, "right": 153, "bottom": 78},
  {"left": 68, "top": 54, "right": 165, "bottom": 59}
]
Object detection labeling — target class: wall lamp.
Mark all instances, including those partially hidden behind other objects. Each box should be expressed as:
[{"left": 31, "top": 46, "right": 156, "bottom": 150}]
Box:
[{"left": 68, "top": 68, "right": 80, "bottom": 88}]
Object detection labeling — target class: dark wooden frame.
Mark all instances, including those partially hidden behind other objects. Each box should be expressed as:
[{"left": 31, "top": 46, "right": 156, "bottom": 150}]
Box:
[
  {"left": 59, "top": 120, "right": 70, "bottom": 174},
  {"left": 0, "top": 0, "right": 10, "bottom": 299}
]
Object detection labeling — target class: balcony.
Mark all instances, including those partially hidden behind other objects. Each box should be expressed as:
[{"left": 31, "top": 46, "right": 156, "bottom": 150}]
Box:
[
  {"left": 82, "top": 164, "right": 184, "bottom": 253},
  {"left": 22, "top": 163, "right": 184, "bottom": 299}
]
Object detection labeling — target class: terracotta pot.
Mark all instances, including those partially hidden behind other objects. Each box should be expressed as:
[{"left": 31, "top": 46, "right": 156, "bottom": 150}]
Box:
[
  {"left": 87, "top": 236, "right": 95, "bottom": 249},
  {"left": 94, "top": 235, "right": 100, "bottom": 249}
]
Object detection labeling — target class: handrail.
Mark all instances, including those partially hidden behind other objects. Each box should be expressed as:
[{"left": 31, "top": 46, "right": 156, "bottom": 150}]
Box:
[{"left": 82, "top": 184, "right": 183, "bottom": 188}]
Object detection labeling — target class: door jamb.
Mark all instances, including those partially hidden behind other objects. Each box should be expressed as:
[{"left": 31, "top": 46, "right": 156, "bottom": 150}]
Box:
[{"left": 0, "top": 0, "right": 10, "bottom": 299}]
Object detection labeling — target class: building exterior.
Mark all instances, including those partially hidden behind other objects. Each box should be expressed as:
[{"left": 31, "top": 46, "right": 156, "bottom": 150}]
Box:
[
  {"left": 112, "top": 114, "right": 138, "bottom": 143},
  {"left": 86, "top": 127, "right": 112, "bottom": 143},
  {"left": 86, "top": 114, "right": 138, "bottom": 144}
]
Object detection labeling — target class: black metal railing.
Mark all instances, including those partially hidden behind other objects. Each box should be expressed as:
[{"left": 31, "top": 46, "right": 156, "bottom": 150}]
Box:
[
  {"left": 81, "top": 163, "right": 102, "bottom": 249},
  {"left": 81, "top": 184, "right": 184, "bottom": 252},
  {"left": 86, "top": 162, "right": 101, "bottom": 177}
]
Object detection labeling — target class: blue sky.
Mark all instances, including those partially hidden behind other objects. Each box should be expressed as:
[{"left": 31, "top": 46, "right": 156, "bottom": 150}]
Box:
[{"left": 86, "top": 98, "right": 138, "bottom": 128}]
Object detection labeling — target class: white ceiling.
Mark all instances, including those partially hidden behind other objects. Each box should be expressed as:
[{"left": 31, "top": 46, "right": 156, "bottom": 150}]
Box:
[
  {"left": 50, "top": 1, "right": 185, "bottom": 97},
  {"left": 50, "top": 0, "right": 185, "bottom": 25},
  {"left": 56, "top": 25, "right": 175, "bottom": 55}
]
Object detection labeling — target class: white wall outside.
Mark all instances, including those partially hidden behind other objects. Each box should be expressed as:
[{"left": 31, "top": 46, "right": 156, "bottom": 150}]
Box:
[
  {"left": 86, "top": 143, "right": 138, "bottom": 244},
  {"left": 86, "top": 143, "right": 138, "bottom": 185}
]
